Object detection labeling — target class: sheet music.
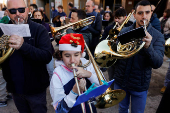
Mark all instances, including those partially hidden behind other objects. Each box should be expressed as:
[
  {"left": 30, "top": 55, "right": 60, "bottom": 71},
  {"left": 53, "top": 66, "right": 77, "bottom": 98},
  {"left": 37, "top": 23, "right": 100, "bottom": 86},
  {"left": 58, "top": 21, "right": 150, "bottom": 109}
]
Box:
[
  {"left": 0, "top": 11, "right": 4, "bottom": 18},
  {"left": 0, "top": 23, "right": 31, "bottom": 37}
]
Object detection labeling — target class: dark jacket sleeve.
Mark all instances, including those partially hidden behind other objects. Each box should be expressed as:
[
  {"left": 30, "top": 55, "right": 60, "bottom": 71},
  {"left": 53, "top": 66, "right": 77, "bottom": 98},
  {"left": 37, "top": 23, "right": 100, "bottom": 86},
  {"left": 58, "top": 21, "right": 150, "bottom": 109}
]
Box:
[
  {"left": 151, "top": 17, "right": 161, "bottom": 32},
  {"left": 88, "top": 14, "right": 102, "bottom": 35},
  {"left": 118, "top": 25, "right": 165, "bottom": 69},
  {"left": 19, "top": 25, "right": 52, "bottom": 64},
  {"left": 144, "top": 32, "right": 165, "bottom": 69},
  {"left": 101, "top": 26, "right": 110, "bottom": 41},
  {"left": 66, "top": 28, "right": 75, "bottom": 34},
  {"left": 55, "top": 99, "right": 71, "bottom": 113}
]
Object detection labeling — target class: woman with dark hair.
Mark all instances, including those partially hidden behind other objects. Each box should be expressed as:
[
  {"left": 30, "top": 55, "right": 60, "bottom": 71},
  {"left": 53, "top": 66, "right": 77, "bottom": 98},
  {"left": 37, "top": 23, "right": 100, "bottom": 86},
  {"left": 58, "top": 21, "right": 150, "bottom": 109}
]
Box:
[
  {"left": 33, "top": 10, "right": 52, "bottom": 36},
  {"left": 102, "top": 11, "right": 113, "bottom": 33},
  {"left": 103, "top": 11, "right": 113, "bottom": 24},
  {"left": 33, "top": 9, "right": 54, "bottom": 80},
  {"left": 159, "top": 9, "right": 170, "bottom": 40}
]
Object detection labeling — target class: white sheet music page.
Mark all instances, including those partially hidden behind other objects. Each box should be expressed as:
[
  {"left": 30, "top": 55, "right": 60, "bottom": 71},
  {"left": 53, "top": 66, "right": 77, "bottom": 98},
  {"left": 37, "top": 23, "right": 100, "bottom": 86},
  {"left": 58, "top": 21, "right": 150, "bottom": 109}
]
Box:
[
  {"left": 0, "top": 11, "right": 4, "bottom": 18},
  {"left": 0, "top": 23, "right": 31, "bottom": 37}
]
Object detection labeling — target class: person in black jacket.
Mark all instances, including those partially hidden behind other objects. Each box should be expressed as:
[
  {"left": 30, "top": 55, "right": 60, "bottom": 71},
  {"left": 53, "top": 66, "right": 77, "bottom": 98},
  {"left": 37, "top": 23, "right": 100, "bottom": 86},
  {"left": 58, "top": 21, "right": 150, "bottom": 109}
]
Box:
[
  {"left": 29, "top": 4, "right": 38, "bottom": 18},
  {"left": 85, "top": 0, "right": 102, "bottom": 56},
  {"left": 0, "top": 0, "right": 52, "bottom": 112},
  {"left": 102, "top": 8, "right": 133, "bottom": 89},
  {"left": 66, "top": 9, "right": 92, "bottom": 59},
  {"left": 101, "top": 8, "right": 133, "bottom": 41},
  {"left": 113, "top": 0, "right": 164, "bottom": 113}
]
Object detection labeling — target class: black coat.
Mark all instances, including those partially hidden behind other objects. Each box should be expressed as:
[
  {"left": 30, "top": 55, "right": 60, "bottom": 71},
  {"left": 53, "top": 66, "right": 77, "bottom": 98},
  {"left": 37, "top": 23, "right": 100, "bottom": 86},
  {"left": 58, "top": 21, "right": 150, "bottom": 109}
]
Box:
[
  {"left": 87, "top": 13, "right": 102, "bottom": 47},
  {"left": 0, "top": 19, "right": 52, "bottom": 95}
]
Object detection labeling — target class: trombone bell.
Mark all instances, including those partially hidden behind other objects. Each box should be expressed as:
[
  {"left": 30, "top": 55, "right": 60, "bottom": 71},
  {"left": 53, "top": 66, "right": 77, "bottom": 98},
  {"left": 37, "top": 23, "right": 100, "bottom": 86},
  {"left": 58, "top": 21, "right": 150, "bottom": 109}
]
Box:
[{"left": 95, "top": 89, "right": 126, "bottom": 108}]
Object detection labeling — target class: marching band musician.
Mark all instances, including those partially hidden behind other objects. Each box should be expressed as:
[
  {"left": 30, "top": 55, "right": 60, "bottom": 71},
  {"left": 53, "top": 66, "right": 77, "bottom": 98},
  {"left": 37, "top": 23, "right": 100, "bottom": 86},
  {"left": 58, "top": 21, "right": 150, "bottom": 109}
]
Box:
[
  {"left": 101, "top": 8, "right": 133, "bottom": 89},
  {"left": 113, "top": 0, "right": 165, "bottom": 113},
  {"left": 0, "top": 0, "right": 52, "bottom": 112},
  {"left": 67, "top": 9, "right": 92, "bottom": 48},
  {"left": 50, "top": 33, "right": 100, "bottom": 113},
  {"left": 66, "top": 9, "right": 92, "bottom": 59},
  {"left": 101, "top": 8, "right": 133, "bottom": 41}
]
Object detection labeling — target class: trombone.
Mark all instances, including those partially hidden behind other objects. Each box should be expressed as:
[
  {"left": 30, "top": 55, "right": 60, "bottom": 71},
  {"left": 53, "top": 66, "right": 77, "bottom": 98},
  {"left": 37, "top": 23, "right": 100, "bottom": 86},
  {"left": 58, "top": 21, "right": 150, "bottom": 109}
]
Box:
[
  {"left": 84, "top": 40, "right": 126, "bottom": 108},
  {"left": 50, "top": 16, "right": 95, "bottom": 38},
  {"left": 71, "top": 40, "right": 126, "bottom": 111},
  {"left": 72, "top": 63, "right": 94, "bottom": 113},
  {"left": 108, "top": 10, "right": 135, "bottom": 41}
]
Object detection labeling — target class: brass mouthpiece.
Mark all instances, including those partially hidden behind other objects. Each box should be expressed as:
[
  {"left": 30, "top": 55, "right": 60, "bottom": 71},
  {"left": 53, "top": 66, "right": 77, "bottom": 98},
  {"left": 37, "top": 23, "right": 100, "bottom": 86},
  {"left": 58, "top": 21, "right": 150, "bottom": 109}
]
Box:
[{"left": 18, "top": 18, "right": 20, "bottom": 25}]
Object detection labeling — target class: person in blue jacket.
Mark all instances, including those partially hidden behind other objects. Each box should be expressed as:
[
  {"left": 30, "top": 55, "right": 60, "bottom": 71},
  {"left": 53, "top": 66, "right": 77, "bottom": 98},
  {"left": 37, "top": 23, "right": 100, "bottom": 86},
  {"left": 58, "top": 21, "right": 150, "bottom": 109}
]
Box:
[
  {"left": 57, "top": 5, "right": 66, "bottom": 17},
  {"left": 113, "top": 0, "right": 165, "bottom": 113}
]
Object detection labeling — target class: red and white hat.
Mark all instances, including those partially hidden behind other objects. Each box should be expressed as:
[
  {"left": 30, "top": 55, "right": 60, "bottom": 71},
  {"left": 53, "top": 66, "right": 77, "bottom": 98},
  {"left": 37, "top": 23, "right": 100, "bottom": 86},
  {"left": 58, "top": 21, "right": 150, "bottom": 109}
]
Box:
[{"left": 59, "top": 33, "right": 85, "bottom": 53}]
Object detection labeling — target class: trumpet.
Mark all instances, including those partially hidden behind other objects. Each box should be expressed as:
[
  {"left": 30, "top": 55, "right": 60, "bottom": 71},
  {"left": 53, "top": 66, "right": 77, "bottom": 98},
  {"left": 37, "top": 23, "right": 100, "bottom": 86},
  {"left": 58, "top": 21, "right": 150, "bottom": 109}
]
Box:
[{"left": 109, "top": 10, "right": 135, "bottom": 41}]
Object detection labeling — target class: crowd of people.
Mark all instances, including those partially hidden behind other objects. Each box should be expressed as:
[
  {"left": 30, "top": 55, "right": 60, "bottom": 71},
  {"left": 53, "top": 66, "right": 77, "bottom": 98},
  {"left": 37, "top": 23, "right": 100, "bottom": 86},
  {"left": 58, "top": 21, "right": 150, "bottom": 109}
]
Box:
[{"left": 0, "top": 0, "right": 170, "bottom": 113}]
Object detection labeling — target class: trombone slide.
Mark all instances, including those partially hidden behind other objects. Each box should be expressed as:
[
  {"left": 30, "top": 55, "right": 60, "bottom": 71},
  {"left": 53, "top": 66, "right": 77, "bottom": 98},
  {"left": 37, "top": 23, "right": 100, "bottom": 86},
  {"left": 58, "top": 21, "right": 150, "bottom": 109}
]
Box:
[{"left": 72, "top": 63, "right": 86, "bottom": 113}]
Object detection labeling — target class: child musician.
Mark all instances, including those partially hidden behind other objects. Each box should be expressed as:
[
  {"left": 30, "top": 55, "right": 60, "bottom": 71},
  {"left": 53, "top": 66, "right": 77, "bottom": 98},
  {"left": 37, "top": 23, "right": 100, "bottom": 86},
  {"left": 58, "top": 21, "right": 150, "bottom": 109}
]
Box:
[{"left": 50, "top": 33, "right": 100, "bottom": 113}]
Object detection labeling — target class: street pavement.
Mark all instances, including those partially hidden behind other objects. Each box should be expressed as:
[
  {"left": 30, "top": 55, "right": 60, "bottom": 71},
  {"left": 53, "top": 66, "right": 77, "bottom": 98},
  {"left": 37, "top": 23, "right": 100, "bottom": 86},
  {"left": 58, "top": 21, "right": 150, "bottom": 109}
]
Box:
[{"left": 0, "top": 56, "right": 168, "bottom": 113}]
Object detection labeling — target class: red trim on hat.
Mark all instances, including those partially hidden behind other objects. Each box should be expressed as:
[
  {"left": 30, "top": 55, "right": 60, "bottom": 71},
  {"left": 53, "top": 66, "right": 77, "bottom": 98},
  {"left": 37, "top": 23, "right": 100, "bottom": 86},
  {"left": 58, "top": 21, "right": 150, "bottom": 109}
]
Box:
[{"left": 59, "top": 33, "right": 85, "bottom": 53}]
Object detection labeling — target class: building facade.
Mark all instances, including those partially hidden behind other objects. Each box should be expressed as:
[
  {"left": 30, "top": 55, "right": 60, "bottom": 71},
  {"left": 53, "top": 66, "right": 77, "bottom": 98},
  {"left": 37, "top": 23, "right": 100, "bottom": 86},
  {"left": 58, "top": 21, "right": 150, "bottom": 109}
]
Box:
[{"left": 1, "top": 0, "right": 170, "bottom": 20}]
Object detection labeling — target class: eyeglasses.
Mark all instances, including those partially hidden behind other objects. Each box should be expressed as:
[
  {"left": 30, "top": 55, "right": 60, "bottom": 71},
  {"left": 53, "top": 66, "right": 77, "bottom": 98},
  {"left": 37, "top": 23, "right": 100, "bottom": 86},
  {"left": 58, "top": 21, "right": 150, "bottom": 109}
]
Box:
[{"left": 8, "top": 7, "right": 26, "bottom": 14}]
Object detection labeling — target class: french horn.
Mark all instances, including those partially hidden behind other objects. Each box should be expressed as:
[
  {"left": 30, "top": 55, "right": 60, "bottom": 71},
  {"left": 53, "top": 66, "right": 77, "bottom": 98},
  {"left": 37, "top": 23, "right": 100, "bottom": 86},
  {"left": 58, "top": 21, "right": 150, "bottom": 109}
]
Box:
[
  {"left": 0, "top": 35, "right": 14, "bottom": 64},
  {"left": 94, "top": 11, "right": 135, "bottom": 67},
  {"left": 94, "top": 11, "right": 148, "bottom": 68}
]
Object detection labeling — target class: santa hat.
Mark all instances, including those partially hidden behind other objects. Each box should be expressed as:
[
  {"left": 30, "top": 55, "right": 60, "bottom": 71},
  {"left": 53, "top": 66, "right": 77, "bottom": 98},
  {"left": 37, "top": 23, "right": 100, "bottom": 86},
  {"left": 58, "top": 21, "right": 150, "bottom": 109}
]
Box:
[{"left": 59, "top": 33, "right": 85, "bottom": 53}]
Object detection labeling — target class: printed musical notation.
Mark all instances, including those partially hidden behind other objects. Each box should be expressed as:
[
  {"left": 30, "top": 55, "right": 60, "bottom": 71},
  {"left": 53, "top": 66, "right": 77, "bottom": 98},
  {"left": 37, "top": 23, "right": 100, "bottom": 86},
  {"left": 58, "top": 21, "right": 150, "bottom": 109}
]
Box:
[{"left": 0, "top": 23, "right": 31, "bottom": 37}]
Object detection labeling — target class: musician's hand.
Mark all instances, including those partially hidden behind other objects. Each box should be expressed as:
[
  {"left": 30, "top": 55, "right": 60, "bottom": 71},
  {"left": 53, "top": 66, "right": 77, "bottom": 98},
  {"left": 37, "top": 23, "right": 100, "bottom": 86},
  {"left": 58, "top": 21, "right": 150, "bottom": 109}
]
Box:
[
  {"left": 72, "top": 78, "right": 86, "bottom": 94},
  {"left": 8, "top": 35, "right": 24, "bottom": 50},
  {"left": 72, "top": 66, "right": 92, "bottom": 78},
  {"left": 116, "top": 22, "right": 120, "bottom": 29},
  {"left": 142, "top": 31, "right": 152, "bottom": 49}
]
